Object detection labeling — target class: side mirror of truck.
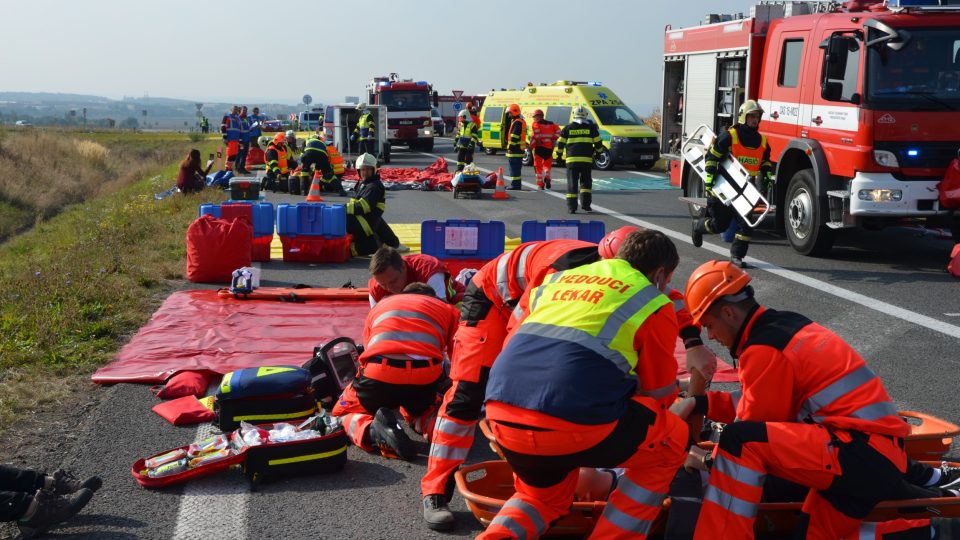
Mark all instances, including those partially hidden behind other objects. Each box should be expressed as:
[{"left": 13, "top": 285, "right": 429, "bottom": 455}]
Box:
[{"left": 822, "top": 81, "right": 844, "bottom": 101}]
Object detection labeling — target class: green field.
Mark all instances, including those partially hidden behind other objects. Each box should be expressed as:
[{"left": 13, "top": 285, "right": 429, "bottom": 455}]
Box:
[{"left": 0, "top": 129, "right": 227, "bottom": 429}]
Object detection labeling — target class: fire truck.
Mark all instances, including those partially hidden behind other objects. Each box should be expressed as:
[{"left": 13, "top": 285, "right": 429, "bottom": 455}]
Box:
[
  {"left": 662, "top": 0, "right": 960, "bottom": 255},
  {"left": 366, "top": 74, "right": 438, "bottom": 152}
]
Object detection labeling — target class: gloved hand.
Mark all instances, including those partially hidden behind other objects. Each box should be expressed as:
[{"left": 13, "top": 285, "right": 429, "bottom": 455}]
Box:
[
  {"left": 454, "top": 144, "right": 462, "bottom": 151},
  {"left": 350, "top": 133, "right": 357, "bottom": 142},
  {"left": 704, "top": 173, "right": 716, "bottom": 198}
]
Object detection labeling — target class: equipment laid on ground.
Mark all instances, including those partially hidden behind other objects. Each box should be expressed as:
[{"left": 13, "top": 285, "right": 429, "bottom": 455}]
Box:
[
  {"left": 229, "top": 177, "right": 260, "bottom": 201},
  {"left": 132, "top": 414, "right": 347, "bottom": 489},
  {"left": 681, "top": 124, "right": 771, "bottom": 227},
  {"left": 520, "top": 220, "right": 605, "bottom": 243},
  {"left": 213, "top": 366, "right": 318, "bottom": 432},
  {"left": 275, "top": 202, "right": 351, "bottom": 263},
  {"left": 303, "top": 337, "right": 361, "bottom": 408},
  {"left": 452, "top": 164, "right": 483, "bottom": 199},
  {"left": 199, "top": 202, "right": 274, "bottom": 262},
  {"left": 480, "top": 81, "right": 658, "bottom": 170},
  {"left": 661, "top": 1, "right": 960, "bottom": 255},
  {"left": 420, "top": 219, "right": 506, "bottom": 276},
  {"left": 365, "top": 73, "right": 438, "bottom": 152},
  {"left": 186, "top": 215, "right": 252, "bottom": 284}
]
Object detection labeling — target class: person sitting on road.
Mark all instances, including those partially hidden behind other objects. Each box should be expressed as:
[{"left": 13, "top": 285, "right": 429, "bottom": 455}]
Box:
[
  {"left": 331, "top": 282, "right": 459, "bottom": 461},
  {"left": 367, "top": 246, "right": 464, "bottom": 308},
  {"left": 176, "top": 149, "right": 213, "bottom": 194},
  {"left": 1, "top": 464, "right": 101, "bottom": 539}
]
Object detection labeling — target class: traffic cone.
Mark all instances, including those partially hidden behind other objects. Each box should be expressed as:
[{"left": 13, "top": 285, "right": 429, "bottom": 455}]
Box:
[
  {"left": 492, "top": 167, "right": 509, "bottom": 200},
  {"left": 305, "top": 176, "right": 325, "bottom": 202}
]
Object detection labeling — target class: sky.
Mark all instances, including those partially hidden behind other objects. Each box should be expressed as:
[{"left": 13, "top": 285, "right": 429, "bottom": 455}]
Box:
[{"left": 1, "top": 0, "right": 749, "bottom": 113}]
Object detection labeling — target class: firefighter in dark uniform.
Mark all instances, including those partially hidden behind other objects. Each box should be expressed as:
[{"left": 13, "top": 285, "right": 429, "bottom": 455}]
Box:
[
  {"left": 454, "top": 109, "right": 479, "bottom": 172},
  {"left": 504, "top": 104, "right": 526, "bottom": 190},
  {"left": 299, "top": 134, "right": 346, "bottom": 196},
  {"left": 555, "top": 105, "right": 604, "bottom": 214},
  {"left": 346, "top": 153, "right": 388, "bottom": 257},
  {"left": 691, "top": 100, "right": 773, "bottom": 268},
  {"left": 353, "top": 103, "right": 377, "bottom": 155}
]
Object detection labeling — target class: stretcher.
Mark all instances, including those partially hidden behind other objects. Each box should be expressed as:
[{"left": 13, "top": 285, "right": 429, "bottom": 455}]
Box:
[
  {"left": 466, "top": 413, "right": 960, "bottom": 538},
  {"left": 216, "top": 287, "right": 369, "bottom": 302},
  {"left": 681, "top": 124, "right": 772, "bottom": 227}
]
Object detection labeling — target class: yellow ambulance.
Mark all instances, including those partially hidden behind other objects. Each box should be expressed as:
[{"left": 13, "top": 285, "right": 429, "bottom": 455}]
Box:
[{"left": 478, "top": 81, "right": 659, "bottom": 170}]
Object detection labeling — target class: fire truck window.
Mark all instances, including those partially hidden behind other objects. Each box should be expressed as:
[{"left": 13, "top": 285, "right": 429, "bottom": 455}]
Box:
[
  {"left": 822, "top": 34, "right": 861, "bottom": 102},
  {"left": 778, "top": 39, "right": 804, "bottom": 88},
  {"left": 546, "top": 106, "right": 571, "bottom": 125},
  {"left": 483, "top": 107, "right": 503, "bottom": 123}
]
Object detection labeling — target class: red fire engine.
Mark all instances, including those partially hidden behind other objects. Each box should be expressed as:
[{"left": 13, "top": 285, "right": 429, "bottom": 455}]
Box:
[
  {"left": 366, "top": 74, "right": 438, "bottom": 152},
  {"left": 662, "top": 0, "right": 960, "bottom": 255}
]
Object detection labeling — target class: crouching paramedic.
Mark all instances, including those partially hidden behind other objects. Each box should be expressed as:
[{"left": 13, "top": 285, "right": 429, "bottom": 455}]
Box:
[
  {"left": 367, "top": 246, "right": 464, "bottom": 308},
  {"left": 332, "top": 283, "right": 459, "bottom": 461},
  {"left": 263, "top": 132, "right": 290, "bottom": 193},
  {"left": 299, "top": 134, "right": 346, "bottom": 196},
  {"left": 670, "top": 260, "right": 911, "bottom": 539},
  {"left": 478, "top": 229, "right": 689, "bottom": 540},
  {"left": 419, "top": 238, "right": 597, "bottom": 530}
]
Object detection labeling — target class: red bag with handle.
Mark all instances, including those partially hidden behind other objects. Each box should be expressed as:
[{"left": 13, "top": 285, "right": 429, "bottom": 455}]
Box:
[
  {"left": 186, "top": 214, "right": 252, "bottom": 283},
  {"left": 940, "top": 157, "right": 960, "bottom": 209}
]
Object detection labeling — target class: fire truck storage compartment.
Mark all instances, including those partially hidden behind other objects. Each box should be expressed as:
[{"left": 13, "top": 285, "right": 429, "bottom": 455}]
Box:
[
  {"left": 684, "top": 54, "right": 719, "bottom": 141},
  {"left": 662, "top": 58, "right": 686, "bottom": 155}
]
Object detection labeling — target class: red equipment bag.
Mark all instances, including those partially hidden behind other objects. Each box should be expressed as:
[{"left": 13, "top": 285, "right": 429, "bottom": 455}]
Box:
[
  {"left": 940, "top": 157, "right": 960, "bottom": 209},
  {"left": 186, "top": 214, "right": 252, "bottom": 283},
  {"left": 152, "top": 395, "right": 215, "bottom": 426},
  {"left": 949, "top": 243, "right": 960, "bottom": 278},
  {"left": 153, "top": 371, "right": 212, "bottom": 399}
]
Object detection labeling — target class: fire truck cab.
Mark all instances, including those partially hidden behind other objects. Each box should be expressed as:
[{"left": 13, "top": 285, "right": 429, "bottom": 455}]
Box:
[
  {"left": 366, "top": 73, "right": 438, "bottom": 153},
  {"left": 663, "top": 0, "right": 960, "bottom": 255}
]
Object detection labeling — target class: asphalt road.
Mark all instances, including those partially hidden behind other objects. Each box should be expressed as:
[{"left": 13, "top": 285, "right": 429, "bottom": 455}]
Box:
[{"left": 47, "top": 137, "right": 960, "bottom": 539}]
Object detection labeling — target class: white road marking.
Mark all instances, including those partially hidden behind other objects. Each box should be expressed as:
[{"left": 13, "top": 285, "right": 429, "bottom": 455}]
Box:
[
  {"left": 417, "top": 149, "right": 960, "bottom": 340},
  {"left": 173, "top": 394, "right": 249, "bottom": 539},
  {"left": 626, "top": 170, "right": 668, "bottom": 179}
]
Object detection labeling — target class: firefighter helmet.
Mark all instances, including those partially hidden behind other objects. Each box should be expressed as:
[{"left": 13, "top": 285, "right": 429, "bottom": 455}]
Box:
[
  {"left": 458, "top": 109, "right": 470, "bottom": 119},
  {"left": 684, "top": 260, "right": 753, "bottom": 324},
  {"left": 572, "top": 105, "right": 588, "bottom": 120},
  {"left": 508, "top": 103, "right": 521, "bottom": 116},
  {"left": 356, "top": 102, "right": 367, "bottom": 112},
  {"left": 285, "top": 130, "right": 296, "bottom": 138},
  {"left": 598, "top": 226, "right": 640, "bottom": 260},
  {"left": 532, "top": 109, "right": 545, "bottom": 118},
  {"left": 355, "top": 152, "right": 378, "bottom": 171},
  {"left": 272, "top": 132, "right": 286, "bottom": 144},
  {"left": 738, "top": 100, "right": 764, "bottom": 124}
]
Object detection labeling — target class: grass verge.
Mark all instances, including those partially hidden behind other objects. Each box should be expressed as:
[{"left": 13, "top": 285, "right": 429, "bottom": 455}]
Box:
[{"left": 0, "top": 131, "right": 227, "bottom": 431}]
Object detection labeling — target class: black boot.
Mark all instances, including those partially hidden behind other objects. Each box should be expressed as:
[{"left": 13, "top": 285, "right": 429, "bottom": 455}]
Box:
[
  {"left": 367, "top": 408, "right": 416, "bottom": 461},
  {"left": 17, "top": 488, "right": 94, "bottom": 539},
  {"left": 47, "top": 469, "right": 102, "bottom": 495},
  {"left": 581, "top": 192, "right": 592, "bottom": 212},
  {"left": 509, "top": 181, "right": 522, "bottom": 191}
]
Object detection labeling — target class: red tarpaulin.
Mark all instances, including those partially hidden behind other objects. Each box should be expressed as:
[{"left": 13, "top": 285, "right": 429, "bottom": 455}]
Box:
[
  {"left": 91, "top": 290, "right": 368, "bottom": 384},
  {"left": 92, "top": 288, "right": 739, "bottom": 385},
  {"left": 343, "top": 157, "right": 455, "bottom": 190}
]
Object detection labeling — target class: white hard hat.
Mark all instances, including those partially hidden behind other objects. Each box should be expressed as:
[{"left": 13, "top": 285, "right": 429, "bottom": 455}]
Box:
[
  {"left": 285, "top": 130, "right": 296, "bottom": 138},
  {"left": 356, "top": 103, "right": 367, "bottom": 111},
  {"left": 355, "top": 152, "right": 378, "bottom": 170},
  {"left": 572, "top": 105, "right": 588, "bottom": 120},
  {"left": 458, "top": 109, "right": 470, "bottom": 119}
]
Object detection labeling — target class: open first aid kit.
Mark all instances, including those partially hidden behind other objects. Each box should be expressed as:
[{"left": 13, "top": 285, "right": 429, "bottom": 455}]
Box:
[
  {"left": 214, "top": 366, "right": 318, "bottom": 432},
  {"left": 132, "top": 413, "right": 347, "bottom": 489}
]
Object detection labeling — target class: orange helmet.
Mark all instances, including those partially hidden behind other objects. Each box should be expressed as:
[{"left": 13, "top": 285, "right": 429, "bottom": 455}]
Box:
[
  {"left": 508, "top": 103, "right": 521, "bottom": 116},
  {"left": 684, "top": 260, "right": 752, "bottom": 324},
  {"left": 598, "top": 226, "right": 639, "bottom": 260},
  {"left": 272, "top": 132, "right": 286, "bottom": 144},
  {"left": 533, "top": 109, "right": 544, "bottom": 118}
]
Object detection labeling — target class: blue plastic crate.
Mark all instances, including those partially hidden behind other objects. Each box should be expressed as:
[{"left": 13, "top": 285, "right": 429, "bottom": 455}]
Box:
[
  {"left": 421, "top": 220, "right": 505, "bottom": 259},
  {"left": 198, "top": 202, "right": 274, "bottom": 237},
  {"left": 520, "top": 220, "right": 605, "bottom": 243},
  {"left": 275, "top": 203, "right": 346, "bottom": 238}
]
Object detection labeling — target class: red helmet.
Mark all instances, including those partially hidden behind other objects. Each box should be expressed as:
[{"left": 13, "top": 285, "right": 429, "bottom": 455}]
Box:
[
  {"left": 598, "top": 226, "right": 639, "bottom": 259},
  {"left": 272, "top": 132, "right": 286, "bottom": 144},
  {"left": 533, "top": 109, "right": 544, "bottom": 118},
  {"left": 684, "top": 260, "right": 752, "bottom": 324},
  {"left": 508, "top": 103, "right": 521, "bottom": 116}
]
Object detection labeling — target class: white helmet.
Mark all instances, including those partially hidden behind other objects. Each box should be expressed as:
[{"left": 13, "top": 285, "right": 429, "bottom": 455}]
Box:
[
  {"left": 572, "top": 105, "right": 588, "bottom": 120},
  {"left": 285, "top": 130, "right": 296, "bottom": 138},
  {"left": 355, "top": 152, "right": 378, "bottom": 171},
  {"left": 356, "top": 103, "right": 367, "bottom": 112},
  {"left": 458, "top": 109, "right": 470, "bottom": 119}
]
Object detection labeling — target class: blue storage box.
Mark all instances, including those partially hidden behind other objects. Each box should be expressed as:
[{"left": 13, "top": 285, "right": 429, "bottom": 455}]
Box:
[
  {"left": 276, "top": 203, "right": 346, "bottom": 238},
  {"left": 520, "top": 220, "right": 606, "bottom": 243},
  {"left": 421, "top": 220, "right": 505, "bottom": 259},
  {"left": 199, "top": 202, "right": 275, "bottom": 237}
]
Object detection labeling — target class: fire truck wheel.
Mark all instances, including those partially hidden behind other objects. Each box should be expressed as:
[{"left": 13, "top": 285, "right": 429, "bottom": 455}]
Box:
[
  {"left": 785, "top": 169, "right": 835, "bottom": 256},
  {"left": 593, "top": 149, "right": 613, "bottom": 171}
]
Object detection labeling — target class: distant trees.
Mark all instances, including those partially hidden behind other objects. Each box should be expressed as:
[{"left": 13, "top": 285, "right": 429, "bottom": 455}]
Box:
[{"left": 119, "top": 117, "right": 139, "bottom": 130}]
